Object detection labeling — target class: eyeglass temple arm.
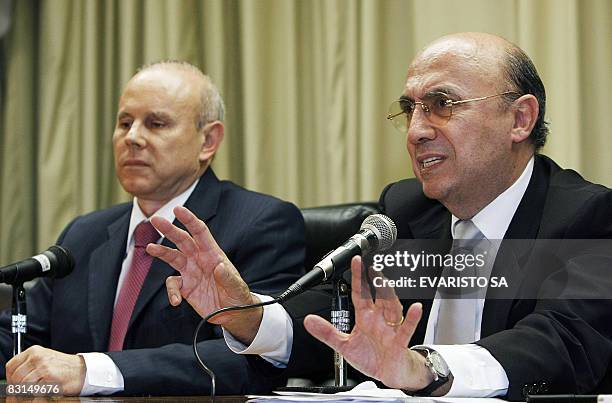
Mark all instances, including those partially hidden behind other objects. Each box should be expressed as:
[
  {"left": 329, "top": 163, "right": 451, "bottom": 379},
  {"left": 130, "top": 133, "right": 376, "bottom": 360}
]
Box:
[
  {"left": 386, "top": 111, "right": 404, "bottom": 120},
  {"left": 451, "top": 91, "right": 518, "bottom": 106}
]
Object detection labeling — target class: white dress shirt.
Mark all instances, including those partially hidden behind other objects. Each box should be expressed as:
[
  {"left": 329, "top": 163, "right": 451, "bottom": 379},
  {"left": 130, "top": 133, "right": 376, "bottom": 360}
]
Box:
[
  {"left": 226, "top": 157, "right": 534, "bottom": 398},
  {"left": 416, "top": 156, "right": 534, "bottom": 397},
  {"left": 79, "top": 178, "right": 199, "bottom": 396}
]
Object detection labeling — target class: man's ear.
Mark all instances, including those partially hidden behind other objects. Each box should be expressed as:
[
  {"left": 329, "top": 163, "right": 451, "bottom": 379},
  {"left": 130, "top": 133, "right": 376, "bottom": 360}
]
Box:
[
  {"left": 510, "top": 94, "right": 539, "bottom": 144},
  {"left": 199, "top": 121, "right": 225, "bottom": 162}
]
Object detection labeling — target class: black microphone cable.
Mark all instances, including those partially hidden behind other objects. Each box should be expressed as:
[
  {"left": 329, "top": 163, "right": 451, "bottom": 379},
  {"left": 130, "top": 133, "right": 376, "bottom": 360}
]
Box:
[
  {"left": 192, "top": 295, "right": 292, "bottom": 402},
  {"left": 192, "top": 213, "right": 396, "bottom": 401},
  {"left": 192, "top": 261, "right": 374, "bottom": 401}
]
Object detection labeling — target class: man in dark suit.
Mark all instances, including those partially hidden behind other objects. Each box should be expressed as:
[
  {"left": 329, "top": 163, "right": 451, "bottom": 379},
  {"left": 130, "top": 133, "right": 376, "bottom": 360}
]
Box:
[
  {"left": 282, "top": 153, "right": 612, "bottom": 400},
  {"left": 0, "top": 61, "right": 305, "bottom": 396},
  {"left": 148, "top": 33, "right": 612, "bottom": 400}
]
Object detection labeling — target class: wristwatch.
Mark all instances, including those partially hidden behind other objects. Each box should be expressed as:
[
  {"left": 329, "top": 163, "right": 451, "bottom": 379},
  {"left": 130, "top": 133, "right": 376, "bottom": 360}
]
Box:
[{"left": 410, "top": 347, "right": 451, "bottom": 396}]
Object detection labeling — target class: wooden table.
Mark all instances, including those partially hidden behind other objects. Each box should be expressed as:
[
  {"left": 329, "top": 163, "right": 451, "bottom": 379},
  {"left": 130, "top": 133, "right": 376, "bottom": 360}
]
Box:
[{"left": 1, "top": 396, "right": 249, "bottom": 402}]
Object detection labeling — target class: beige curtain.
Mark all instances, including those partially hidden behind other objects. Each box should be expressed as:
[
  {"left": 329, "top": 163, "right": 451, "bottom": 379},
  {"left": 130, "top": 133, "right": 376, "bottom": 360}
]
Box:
[{"left": 1, "top": 0, "right": 611, "bottom": 263}]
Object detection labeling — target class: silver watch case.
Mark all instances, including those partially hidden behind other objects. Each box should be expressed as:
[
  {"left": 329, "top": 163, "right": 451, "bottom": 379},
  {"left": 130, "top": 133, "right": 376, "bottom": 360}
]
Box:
[{"left": 414, "top": 347, "right": 451, "bottom": 380}]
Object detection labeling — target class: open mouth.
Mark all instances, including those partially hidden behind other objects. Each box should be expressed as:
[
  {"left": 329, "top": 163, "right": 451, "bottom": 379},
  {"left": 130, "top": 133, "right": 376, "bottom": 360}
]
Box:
[{"left": 421, "top": 156, "right": 444, "bottom": 169}]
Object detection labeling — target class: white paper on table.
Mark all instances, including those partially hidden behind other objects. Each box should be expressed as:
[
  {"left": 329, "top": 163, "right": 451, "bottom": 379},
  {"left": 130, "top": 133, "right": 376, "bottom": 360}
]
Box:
[{"left": 247, "top": 381, "right": 517, "bottom": 403}]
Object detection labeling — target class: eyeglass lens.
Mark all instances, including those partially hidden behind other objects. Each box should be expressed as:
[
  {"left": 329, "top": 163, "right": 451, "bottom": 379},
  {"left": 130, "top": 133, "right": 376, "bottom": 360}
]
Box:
[{"left": 388, "top": 94, "right": 453, "bottom": 132}]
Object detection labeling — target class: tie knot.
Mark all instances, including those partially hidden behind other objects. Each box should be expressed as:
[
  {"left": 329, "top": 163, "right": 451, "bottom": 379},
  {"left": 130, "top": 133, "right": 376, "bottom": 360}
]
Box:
[
  {"left": 133, "top": 220, "right": 159, "bottom": 248},
  {"left": 453, "top": 220, "right": 484, "bottom": 241}
]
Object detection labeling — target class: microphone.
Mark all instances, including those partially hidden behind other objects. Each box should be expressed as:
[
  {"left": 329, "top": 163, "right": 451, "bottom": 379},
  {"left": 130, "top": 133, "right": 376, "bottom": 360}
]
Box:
[
  {"left": 278, "top": 214, "right": 397, "bottom": 301},
  {"left": 0, "top": 245, "right": 75, "bottom": 285}
]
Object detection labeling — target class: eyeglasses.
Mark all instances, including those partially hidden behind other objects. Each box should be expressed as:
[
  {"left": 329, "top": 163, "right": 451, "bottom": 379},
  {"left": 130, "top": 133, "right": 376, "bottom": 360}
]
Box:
[{"left": 386, "top": 91, "right": 520, "bottom": 132}]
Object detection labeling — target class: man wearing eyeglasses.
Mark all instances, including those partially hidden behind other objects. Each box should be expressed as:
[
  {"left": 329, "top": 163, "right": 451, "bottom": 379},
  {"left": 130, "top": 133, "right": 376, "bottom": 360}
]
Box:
[{"left": 148, "top": 32, "right": 612, "bottom": 399}]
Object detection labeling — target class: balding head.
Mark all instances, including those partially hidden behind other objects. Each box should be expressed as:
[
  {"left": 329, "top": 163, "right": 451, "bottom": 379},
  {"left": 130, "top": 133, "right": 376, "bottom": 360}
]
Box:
[
  {"left": 409, "top": 32, "right": 547, "bottom": 150},
  {"left": 410, "top": 32, "right": 509, "bottom": 82},
  {"left": 413, "top": 32, "right": 511, "bottom": 62},
  {"left": 135, "top": 61, "right": 225, "bottom": 127},
  {"left": 113, "top": 61, "right": 226, "bottom": 216},
  {"left": 401, "top": 32, "right": 543, "bottom": 218}
]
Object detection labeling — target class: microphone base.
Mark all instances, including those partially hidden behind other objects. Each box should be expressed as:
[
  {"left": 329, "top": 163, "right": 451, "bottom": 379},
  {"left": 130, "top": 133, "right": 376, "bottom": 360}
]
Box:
[{"left": 276, "top": 385, "right": 354, "bottom": 394}]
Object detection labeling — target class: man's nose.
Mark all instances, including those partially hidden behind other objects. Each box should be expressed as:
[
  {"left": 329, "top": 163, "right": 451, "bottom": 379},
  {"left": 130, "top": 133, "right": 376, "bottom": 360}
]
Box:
[
  {"left": 407, "top": 106, "right": 436, "bottom": 145},
  {"left": 125, "top": 123, "right": 146, "bottom": 147}
]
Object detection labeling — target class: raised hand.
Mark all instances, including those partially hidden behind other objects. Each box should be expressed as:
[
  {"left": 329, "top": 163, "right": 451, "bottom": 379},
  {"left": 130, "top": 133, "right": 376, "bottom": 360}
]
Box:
[
  {"left": 303, "top": 256, "right": 435, "bottom": 392},
  {"left": 146, "top": 206, "right": 262, "bottom": 344}
]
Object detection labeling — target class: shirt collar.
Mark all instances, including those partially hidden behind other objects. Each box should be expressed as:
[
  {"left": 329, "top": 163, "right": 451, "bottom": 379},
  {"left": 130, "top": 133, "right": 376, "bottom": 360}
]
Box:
[
  {"left": 126, "top": 177, "right": 200, "bottom": 250},
  {"left": 451, "top": 156, "right": 534, "bottom": 240}
]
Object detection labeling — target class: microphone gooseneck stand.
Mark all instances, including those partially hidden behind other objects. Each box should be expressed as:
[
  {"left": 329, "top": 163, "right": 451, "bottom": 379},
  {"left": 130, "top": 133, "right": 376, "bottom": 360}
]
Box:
[
  {"left": 192, "top": 214, "right": 397, "bottom": 401},
  {"left": 193, "top": 271, "right": 355, "bottom": 401},
  {"left": 12, "top": 282, "right": 27, "bottom": 356},
  {"left": 331, "top": 276, "right": 351, "bottom": 387}
]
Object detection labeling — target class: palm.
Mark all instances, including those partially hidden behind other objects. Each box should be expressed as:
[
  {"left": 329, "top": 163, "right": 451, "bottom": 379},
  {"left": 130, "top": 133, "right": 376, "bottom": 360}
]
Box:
[
  {"left": 304, "top": 256, "right": 426, "bottom": 390},
  {"left": 334, "top": 303, "right": 416, "bottom": 387},
  {"left": 148, "top": 206, "right": 252, "bottom": 325},
  {"left": 182, "top": 248, "right": 247, "bottom": 324},
  {"left": 177, "top": 246, "right": 224, "bottom": 317}
]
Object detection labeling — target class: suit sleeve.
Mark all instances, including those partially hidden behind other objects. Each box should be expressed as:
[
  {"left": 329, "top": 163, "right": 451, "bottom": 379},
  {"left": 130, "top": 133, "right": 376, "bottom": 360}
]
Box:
[
  {"left": 107, "top": 199, "right": 307, "bottom": 395},
  {"left": 230, "top": 200, "right": 306, "bottom": 295},
  {"left": 283, "top": 287, "right": 336, "bottom": 379},
  {"left": 476, "top": 190, "right": 612, "bottom": 400},
  {"left": 240, "top": 286, "right": 337, "bottom": 386},
  {"left": 250, "top": 187, "right": 392, "bottom": 381}
]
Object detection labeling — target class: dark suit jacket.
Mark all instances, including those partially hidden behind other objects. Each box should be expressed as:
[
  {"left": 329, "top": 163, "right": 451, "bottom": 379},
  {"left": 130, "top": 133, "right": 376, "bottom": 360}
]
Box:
[
  {"left": 0, "top": 168, "right": 306, "bottom": 396},
  {"left": 282, "top": 155, "right": 612, "bottom": 400}
]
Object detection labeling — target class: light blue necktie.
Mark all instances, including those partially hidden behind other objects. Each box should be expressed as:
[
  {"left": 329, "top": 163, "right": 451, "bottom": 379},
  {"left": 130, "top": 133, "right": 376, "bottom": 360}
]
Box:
[{"left": 434, "top": 220, "right": 486, "bottom": 344}]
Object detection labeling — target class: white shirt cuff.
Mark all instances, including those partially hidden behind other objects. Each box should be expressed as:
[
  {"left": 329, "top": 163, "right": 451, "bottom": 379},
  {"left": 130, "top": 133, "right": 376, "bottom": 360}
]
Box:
[
  {"left": 223, "top": 293, "right": 293, "bottom": 368},
  {"left": 417, "top": 344, "right": 508, "bottom": 397},
  {"left": 79, "top": 352, "right": 125, "bottom": 395}
]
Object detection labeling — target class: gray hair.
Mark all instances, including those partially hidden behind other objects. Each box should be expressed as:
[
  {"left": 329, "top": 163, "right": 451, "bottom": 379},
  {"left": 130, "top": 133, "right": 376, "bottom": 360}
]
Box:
[{"left": 502, "top": 46, "right": 549, "bottom": 151}]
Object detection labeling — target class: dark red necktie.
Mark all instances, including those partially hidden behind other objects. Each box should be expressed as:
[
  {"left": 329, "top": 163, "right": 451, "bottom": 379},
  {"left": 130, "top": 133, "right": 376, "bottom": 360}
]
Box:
[{"left": 107, "top": 220, "right": 159, "bottom": 351}]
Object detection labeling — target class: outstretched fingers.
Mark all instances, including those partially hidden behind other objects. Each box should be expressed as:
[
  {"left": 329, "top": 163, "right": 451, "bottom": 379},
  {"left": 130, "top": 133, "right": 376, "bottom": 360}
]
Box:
[
  {"left": 146, "top": 243, "right": 187, "bottom": 273},
  {"left": 174, "top": 206, "right": 225, "bottom": 256},
  {"left": 397, "top": 302, "right": 422, "bottom": 344},
  {"left": 350, "top": 256, "right": 375, "bottom": 313},
  {"left": 303, "top": 314, "right": 349, "bottom": 354},
  {"left": 368, "top": 268, "right": 404, "bottom": 328},
  {"left": 149, "top": 214, "right": 197, "bottom": 256}
]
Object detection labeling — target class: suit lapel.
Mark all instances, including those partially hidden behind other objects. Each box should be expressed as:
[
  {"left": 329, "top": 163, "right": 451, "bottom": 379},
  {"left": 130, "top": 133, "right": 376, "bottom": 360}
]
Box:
[
  {"left": 481, "top": 155, "right": 550, "bottom": 337},
  {"left": 406, "top": 206, "right": 452, "bottom": 343},
  {"left": 408, "top": 201, "right": 451, "bottom": 240},
  {"left": 89, "top": 211, "right": 130, "bottom": 351},
  {"left": 128, "top": 169, "right": 222, "bottom": 330}
]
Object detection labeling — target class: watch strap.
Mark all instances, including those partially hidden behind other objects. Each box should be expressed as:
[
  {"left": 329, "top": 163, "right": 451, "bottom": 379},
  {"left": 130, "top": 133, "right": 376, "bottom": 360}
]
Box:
[{"left": 410, "top": 348, "right": 450, "bottom": 396}]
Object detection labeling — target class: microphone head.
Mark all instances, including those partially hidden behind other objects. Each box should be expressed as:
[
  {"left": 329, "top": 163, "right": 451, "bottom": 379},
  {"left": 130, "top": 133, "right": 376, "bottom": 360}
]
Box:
[
  {"left": 361, "top": 214, "right": 397, "bottom": 251},
  {"left": 46, "top": 245, "right": 75, "bottom": 279}
]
